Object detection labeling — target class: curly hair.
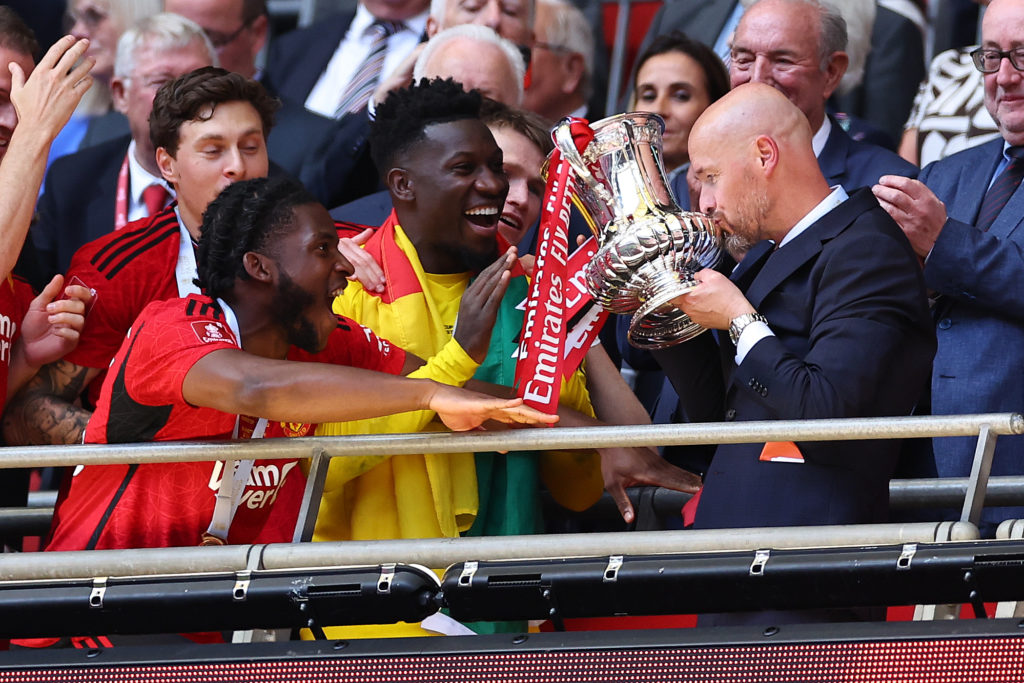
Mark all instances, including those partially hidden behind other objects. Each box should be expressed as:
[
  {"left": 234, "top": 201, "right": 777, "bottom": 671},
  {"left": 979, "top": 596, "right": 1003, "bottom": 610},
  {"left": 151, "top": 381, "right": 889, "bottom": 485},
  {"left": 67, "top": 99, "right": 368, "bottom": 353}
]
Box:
[
  {"left": 149, "top": 66, "right": 279, "bottom": 157},
  {"left": 196, "top": 176, "right": 316, "bottom": 301},
  {"left": 369, "top": 77, "right": 483, "bottom": 176}
]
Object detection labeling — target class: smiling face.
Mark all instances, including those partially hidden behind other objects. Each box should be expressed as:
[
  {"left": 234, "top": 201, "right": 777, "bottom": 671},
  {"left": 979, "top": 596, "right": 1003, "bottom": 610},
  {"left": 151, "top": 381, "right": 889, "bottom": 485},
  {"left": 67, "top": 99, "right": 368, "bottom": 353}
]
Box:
[
  {"left": 634, "top": 50, "right": 711, "bottom": 172},
  {"left": 728, "top": 0, "right": 844, "bottom": 131},
  {"left": 156, "top": 99, "right": 270, "bottom": 238},
  {"left": 0, "top": 46, "right": 34, "bottom": 163},
  {"left": 395, "top": 118, "right": 509, "bottom": 272},
  {"left": 267, "top": 202, "right": 352, "bottom": 353},
  {"left": 489, "top": 124, "right": 544, "bottom": 244},
  {"left": 982, "top": 0, "right": 1024, "bottom": 146}
]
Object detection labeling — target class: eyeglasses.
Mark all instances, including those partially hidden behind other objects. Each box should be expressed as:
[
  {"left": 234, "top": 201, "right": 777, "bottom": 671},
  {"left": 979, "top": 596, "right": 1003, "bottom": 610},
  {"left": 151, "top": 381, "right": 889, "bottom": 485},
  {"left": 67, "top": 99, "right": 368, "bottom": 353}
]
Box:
[
  {"left": 63, "top": 6, "right": 109, "bottom": 31},
  {"left": 971, "top": 46, "right": 1024, "bottom": 73},
  {"left": 203, "top": 18, "right": 254, "bottom": 50}
]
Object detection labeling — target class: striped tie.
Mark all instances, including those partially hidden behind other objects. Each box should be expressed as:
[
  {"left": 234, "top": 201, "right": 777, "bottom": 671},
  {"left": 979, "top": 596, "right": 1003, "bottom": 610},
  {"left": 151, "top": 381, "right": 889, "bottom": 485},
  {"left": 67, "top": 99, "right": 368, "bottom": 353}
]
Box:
[
  {"left": 334, "top": 20, "right": 403, "bottom": 117},
  {"left": 976, "top": 146, "right": 1024, "bottom": 232}
]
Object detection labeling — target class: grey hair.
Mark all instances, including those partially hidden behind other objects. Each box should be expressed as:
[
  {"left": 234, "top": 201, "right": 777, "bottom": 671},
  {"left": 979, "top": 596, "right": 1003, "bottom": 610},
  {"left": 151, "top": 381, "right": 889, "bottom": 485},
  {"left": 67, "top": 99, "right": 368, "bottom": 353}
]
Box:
[
  {"left": 744, "top": 0, "right": 848, "bottom": 71},
  {"left": 536, "top": 0, "right": 594, "bottom": 101},
  {"left": 413, "top": 24, "right": 526, "bottom": 104},
  {"left": 833, "top": 0, "right": 875, "bottom": 95},
  {"left": 428, "top": 0, "right": 536, "bottom": 33},
  {"left": 114, "top": 12, "right": 218, "bottom": 81}
]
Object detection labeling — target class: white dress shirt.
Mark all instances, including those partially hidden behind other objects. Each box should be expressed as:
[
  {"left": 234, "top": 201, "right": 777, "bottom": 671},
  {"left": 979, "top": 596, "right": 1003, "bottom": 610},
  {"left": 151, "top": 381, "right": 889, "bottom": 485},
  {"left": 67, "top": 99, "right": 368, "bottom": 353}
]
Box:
[
  {"left": 305, "top": 4, "right": 428, "bottom": 118},
  {"left": 126, "top": 139, "right": 174, "bottom": 223}
]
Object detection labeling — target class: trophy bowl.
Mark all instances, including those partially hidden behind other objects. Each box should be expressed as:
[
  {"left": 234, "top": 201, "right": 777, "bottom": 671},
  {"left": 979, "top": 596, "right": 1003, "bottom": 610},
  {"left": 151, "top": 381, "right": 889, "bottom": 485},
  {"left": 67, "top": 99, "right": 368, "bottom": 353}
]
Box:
[{"left": 552, "top": 113, "right": 722, "bottom": 348}]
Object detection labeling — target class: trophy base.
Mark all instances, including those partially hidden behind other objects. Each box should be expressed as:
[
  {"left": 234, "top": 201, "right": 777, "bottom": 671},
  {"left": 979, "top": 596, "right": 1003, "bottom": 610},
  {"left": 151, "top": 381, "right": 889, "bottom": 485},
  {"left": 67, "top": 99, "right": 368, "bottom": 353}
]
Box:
[{"left": 626, "top": 271, "right": 708, "bottom": 349}]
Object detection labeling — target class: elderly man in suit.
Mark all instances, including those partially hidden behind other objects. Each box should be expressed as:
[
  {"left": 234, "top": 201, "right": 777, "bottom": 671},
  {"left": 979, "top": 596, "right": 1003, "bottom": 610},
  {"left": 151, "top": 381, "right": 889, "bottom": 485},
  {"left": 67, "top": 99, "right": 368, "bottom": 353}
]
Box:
[
  {"left": 873, "top": 0, "right": 1024, "bottom": 534},
  {"left": 640, "top": 0, "right": 924, "bottom": 145},
  {"left": 672, "top": 0, "right": 915, "bottom": 208},
  {"left": 653, "top": 83, "right": 934, "bottom": 535}
]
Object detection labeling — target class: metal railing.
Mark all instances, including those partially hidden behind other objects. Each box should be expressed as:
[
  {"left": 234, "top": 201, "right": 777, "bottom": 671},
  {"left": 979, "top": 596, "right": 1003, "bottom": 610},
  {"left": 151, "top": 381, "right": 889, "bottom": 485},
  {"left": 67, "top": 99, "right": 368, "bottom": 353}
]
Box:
[{"left": 0, "top": 412, "right": 1020, "bottom": 630}]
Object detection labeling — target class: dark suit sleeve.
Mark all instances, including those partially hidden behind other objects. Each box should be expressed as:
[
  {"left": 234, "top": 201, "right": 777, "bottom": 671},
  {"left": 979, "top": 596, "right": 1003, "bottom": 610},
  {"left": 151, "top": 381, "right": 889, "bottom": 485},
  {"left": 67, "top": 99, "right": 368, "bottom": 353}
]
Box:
[
  {"left": 925, "top": 217, "right": 1024, "bottom": 318},
  {"left": 298, "top": 111, "right": 379, "bottom": 209},
  {"left": 733, "top": 226, "right": 933, "bottom": 424},
  {"left": 30, "top": 165, "right": 62, "bottom": 281},
  {"left": 651, "top": 328, "right": 727, "bottom": 424}
]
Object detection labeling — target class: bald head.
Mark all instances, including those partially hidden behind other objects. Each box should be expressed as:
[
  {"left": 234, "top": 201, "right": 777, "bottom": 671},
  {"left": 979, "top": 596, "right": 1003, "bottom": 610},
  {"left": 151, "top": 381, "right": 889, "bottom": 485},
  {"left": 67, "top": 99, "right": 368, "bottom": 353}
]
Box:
[
  {"left": 689, "top": 83, "right": 831, "bottom": 247},
  {"left": 692, "top": 82, "right": 812, "bottom": 159}
]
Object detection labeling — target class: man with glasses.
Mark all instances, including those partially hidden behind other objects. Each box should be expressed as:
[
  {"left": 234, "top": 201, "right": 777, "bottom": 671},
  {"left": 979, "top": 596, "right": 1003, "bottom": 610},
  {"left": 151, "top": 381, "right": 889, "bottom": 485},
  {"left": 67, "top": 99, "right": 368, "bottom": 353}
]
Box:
[
  {"left": 521, "top": 0, "right": 593, "bottom": 121},
  {"left": 164, "top": 0, "right": 338, "bottom": 191},
  {"left": 872, "top": 0, "right": 1024, "bottom": 536}
]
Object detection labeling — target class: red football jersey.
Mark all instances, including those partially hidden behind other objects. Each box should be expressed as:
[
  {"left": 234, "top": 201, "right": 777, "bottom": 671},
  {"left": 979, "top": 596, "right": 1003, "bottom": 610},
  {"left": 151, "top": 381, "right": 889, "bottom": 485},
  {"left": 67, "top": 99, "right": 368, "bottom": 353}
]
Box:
[
  {"left": 63, "top": 207, "right": 183, "bottom": 408},
  {"left": 0, "top": 275, "right": 34, "bottom": 415},
  {"left": 47, "top": 294, "right": 405, "bottom": 551}
]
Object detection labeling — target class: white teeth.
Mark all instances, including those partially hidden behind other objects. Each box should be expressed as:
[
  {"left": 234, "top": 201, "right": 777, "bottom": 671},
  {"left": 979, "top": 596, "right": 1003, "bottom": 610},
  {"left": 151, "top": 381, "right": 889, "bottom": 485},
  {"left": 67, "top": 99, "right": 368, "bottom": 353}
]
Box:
[{"left": 465, "top": 206, "right": 499, "bottom": 216}]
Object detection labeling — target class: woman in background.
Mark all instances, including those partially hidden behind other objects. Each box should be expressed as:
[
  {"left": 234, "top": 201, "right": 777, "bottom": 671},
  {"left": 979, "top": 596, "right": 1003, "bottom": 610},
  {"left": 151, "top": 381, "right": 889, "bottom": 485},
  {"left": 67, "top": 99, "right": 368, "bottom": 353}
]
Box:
[
  {"left": 630, "top": 31, "right": 729, "bottom": 194},
  {"left": 48, "top": 0, "right": 161, "bottom": 165}
]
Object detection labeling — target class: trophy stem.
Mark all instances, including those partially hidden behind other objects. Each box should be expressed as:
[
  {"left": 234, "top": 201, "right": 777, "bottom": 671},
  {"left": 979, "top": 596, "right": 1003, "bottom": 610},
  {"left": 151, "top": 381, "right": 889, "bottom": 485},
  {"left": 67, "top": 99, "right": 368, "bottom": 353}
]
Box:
[{"left": 638, "top": 267, "right": 698, "bottom": 309}]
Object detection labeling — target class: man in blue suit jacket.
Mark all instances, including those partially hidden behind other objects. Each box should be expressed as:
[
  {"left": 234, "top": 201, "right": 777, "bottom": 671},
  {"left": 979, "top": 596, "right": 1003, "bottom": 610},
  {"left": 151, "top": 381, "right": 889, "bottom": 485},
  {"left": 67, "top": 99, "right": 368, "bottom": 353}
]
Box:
[
  {"left": 872, "top": 0, "right": 1024, "bottom": 534},
  {"left": 654, "top": 84, "right": 934, "bottom": 531}
]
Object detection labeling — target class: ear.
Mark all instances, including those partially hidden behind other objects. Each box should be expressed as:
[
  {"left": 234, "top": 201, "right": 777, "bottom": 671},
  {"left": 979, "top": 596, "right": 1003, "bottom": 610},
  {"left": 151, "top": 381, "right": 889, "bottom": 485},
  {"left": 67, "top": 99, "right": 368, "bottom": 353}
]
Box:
[
  {"left": 242, "top": 251, "right": 275, "bottom": 283},
  {"left": 111, "top": 77, "right": 128, "bottom": 115},
  {"left": 387, "top": 167, "right": 415, "bottom": 202},
  {"left": 563, "top": 53, "right": 586, "bottom": 95},
  {"left": 754, "top": 134, "right": 780, "bottom": 176},
  {"left": 155, "top": 147, "right": 179, "bottom": 186},
  {"left": 426, "top": 16, "right": 439, "bottom": 38},
  {"left": 820, "top": 51, "right": 849, "bottom": 100},
  {"left": 249, "top": 14, "right": 269, "bottom": 55}
]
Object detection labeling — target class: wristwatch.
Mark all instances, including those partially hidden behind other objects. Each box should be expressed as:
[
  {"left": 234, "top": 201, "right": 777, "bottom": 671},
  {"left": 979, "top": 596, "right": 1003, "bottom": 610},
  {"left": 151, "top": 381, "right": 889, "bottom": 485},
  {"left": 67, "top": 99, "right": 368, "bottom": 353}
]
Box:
[{"left": 728, "top": 312, "right": 768, "bottom": 346}]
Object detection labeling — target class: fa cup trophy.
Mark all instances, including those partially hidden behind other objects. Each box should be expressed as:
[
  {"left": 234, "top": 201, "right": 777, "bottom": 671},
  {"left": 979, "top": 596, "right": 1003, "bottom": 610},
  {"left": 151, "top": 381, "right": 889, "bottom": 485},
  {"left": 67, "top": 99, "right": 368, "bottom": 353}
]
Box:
[{"left": 552, "top": 113, "right": 721, "bottom": 348}]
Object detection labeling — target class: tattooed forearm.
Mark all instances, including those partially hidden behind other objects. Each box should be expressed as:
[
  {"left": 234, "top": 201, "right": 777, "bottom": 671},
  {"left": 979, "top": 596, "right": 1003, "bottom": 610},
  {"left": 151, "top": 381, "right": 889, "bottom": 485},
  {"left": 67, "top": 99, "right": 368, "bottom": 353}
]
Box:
[{"left": 2, "top": 360, "right": 97, "bottom": 445}]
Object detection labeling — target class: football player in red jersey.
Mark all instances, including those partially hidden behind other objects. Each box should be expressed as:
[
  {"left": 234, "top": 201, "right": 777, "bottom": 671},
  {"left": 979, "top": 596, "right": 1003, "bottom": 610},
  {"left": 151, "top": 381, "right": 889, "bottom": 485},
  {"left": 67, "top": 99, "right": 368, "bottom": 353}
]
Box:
[
  {"left": 5, "top": 67, "right": 276, "bottom": 447},
  {"left": 46, "top": 175, "right": 553, "bottom": 553}
]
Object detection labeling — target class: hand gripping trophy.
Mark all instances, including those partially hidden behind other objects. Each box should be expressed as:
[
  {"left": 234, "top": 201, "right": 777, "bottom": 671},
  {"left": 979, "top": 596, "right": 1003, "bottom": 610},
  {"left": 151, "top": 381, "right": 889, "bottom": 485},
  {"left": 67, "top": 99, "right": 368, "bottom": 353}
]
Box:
[{"left": 553, "top": 113, "right": 722, "bottom": 348}]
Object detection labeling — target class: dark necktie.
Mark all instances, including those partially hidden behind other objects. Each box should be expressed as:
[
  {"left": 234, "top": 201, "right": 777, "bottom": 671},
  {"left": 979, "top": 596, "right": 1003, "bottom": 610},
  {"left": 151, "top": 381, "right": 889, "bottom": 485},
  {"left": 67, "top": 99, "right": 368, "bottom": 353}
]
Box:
[
  {"left": 976, "top": 146, "right": 1024, "bottom": 231},
  {"left": 142, "top": 183, "right": 169, "bottom": 217},
  {"left": 334, "top": 20, "right": 404, "bottom": 117}
]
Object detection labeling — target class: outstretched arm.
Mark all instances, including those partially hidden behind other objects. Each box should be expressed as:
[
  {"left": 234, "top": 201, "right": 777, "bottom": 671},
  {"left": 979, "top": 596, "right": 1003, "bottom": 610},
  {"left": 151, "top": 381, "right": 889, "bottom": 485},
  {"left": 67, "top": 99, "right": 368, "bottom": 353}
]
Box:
[
  {"left": 0, "top": 36, "right": 93, "bottom": 280},
  {"left": 183, "top": 348, "right": 557, "bottom": 431}
]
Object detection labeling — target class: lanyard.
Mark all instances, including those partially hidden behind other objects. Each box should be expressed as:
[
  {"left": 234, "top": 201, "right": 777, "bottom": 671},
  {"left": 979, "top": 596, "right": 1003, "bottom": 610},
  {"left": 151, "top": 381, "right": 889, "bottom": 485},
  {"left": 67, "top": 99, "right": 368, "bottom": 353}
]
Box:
[
  {"left": 203, "top": 299, "right": 267, "bottom": 543},
  {"left": 113, "top": 154, "right": 131, "bottom": 232}
]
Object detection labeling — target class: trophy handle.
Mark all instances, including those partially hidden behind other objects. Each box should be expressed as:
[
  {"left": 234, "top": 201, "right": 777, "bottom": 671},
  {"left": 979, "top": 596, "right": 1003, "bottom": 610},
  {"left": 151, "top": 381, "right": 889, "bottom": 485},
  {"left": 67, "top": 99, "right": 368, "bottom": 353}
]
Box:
[{"left": 620, "top": 118, "right": 664, "bottom": 219}]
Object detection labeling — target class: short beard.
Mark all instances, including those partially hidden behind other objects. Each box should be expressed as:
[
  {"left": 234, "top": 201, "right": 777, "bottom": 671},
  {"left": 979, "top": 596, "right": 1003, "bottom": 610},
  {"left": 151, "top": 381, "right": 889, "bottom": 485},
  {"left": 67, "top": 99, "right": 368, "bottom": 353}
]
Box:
[
  {"left": 270, "top": 271, "right": 321, "bottom": 354},
  {"left": 457, "top": 241, "right": 501, "bottom": 274}
]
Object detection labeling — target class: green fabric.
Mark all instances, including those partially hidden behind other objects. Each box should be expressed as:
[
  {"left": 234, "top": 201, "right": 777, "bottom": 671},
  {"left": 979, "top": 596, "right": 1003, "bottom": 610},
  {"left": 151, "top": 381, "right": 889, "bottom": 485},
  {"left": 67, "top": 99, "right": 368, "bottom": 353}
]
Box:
[{"left": 465, "top": 275, "right": 544, "bottom": 538}]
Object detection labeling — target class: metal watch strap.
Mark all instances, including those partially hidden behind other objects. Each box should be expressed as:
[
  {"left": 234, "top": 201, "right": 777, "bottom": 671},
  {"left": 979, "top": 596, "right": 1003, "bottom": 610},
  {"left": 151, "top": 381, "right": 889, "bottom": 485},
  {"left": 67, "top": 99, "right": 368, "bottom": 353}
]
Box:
[{"left": 728, "top": 312, "right": 768, "bottom": 346}]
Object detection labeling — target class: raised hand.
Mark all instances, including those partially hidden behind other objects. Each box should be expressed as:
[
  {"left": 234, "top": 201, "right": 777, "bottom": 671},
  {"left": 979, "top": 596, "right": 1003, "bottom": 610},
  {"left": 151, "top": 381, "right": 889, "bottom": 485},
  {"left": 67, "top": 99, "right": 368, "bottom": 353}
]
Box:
[
  {"left": 338, "top": 228, "right": 386, "bottom": 293},
  {"left": 428, "top": 383, "right": 559, "bottom": 431},
  {"left": 600, "top": 446, "right": 702, "bottom": 523},
  {"left": 453, "top": 247, "right": 516, "bottom": 363},
  {"left": 19, "top": 274, "right": 94, "bottom": 369},
  {"left": 10, "top": 36, "right": 94, "bottom": 141}
]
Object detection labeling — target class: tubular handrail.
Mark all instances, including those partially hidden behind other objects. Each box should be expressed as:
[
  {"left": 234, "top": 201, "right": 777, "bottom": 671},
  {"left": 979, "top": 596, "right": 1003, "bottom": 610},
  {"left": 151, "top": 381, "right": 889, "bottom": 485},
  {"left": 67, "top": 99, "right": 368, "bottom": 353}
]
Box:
[
  {"left": 0, "top": 521, "right": 978, "bottom": 582},
  {"left": 0, "top": 413, "right": 1018, "bottom": 469}
]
